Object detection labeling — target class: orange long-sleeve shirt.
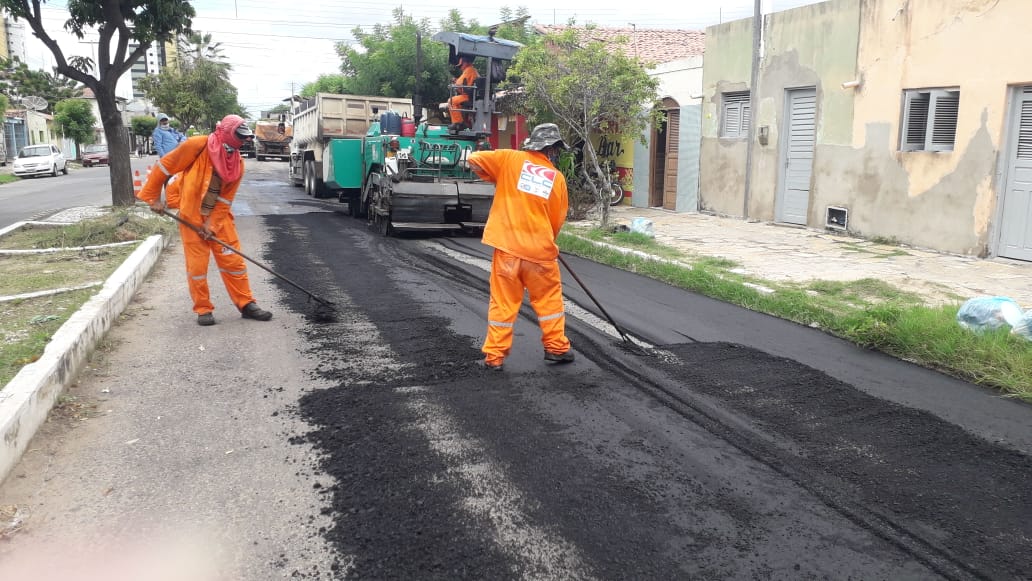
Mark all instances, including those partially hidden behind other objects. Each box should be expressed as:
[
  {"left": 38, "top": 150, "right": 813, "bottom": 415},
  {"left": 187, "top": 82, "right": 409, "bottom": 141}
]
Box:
[
  {"left": 136, "top": 135, "right": 244, "bottom": 225},
  {"left": 455, "top": 63, "right": 479, "bottom": 97},
  {"left": 469, "top": 149, "right": 568, "bottom": 264}
]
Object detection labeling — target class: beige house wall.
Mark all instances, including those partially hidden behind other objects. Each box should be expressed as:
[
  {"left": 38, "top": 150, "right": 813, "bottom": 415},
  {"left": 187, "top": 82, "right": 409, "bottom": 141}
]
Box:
[
  {"left": 26, "top": 110, "right": 50, "bottom": 145},
  {"left": 840, "top": 0, "right": 1031, "bottom": 255},
  {"left": 699, "top": 0, "right": 861, "bottom": 220},
  {"left": 749, "top": 0, "right": 860, "bottom": 223},
  {"left": 700, "top": 0, "right": 1029, "bottom": 256},
  {"left": 699, "top": 18, "right": 753, "bottom": 216}
]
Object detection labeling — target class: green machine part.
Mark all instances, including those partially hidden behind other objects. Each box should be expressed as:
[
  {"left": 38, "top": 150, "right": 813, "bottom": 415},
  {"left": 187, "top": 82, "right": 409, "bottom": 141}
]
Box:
[{"left": 325, "top": 138, "right": 365, "bottom": 190}]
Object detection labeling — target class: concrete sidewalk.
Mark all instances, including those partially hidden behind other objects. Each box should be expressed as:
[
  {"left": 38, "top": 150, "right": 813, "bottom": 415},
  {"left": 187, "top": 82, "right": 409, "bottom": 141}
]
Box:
[
  {"left": 606, "top": 206, "right": 1032, "bottom": 309},
  {"left": 0, "top": 208, "right": 167, "bottom": 483}
]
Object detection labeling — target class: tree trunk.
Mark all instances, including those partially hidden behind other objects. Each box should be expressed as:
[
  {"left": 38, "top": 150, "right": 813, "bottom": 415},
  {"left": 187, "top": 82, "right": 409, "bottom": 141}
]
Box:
[{"left": 95, "top": 84, "right": 134, "bottom": 206}]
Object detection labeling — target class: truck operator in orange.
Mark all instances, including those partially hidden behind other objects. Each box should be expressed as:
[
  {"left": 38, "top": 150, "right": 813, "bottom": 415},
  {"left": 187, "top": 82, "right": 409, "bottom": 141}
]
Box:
[
  {"left": 467, "top": 123, "right": 574, "bottom": 370},
  {"left": 137, "top": 114, "right": 273, "bottom": 327},
  {"left": 439, "top": 55, "right": 479, "bottom": 132}
]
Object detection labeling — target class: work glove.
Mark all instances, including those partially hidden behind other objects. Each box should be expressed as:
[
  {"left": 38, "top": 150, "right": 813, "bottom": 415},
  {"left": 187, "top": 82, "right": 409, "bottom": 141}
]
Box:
[{"left": 439, "top": 102, "right": 449, "bottom": 111}]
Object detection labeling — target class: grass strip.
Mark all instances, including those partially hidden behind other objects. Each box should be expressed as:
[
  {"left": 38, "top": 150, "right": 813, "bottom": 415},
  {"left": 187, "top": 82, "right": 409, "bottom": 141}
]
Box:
[
  {"left": 0, "top": 209, "right": 177, "bottom": 389},
  {"left": 558, "top": 229, "right": 1032, "bottom": 402}
]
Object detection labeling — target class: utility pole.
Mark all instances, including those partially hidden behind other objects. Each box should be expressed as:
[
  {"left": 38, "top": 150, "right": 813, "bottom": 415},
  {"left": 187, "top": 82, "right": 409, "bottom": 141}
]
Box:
[{"left": 742, "top": 0, "right": 761, "bottom": 220}]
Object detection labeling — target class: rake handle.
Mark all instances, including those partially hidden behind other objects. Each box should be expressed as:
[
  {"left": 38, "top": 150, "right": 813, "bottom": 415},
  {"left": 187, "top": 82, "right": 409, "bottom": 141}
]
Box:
[
  {"left": 160, "top": 209, "right": 334, "bottom": 308},
  {"left": 557, "top": 253, "right": 634, "bottom": 344}
]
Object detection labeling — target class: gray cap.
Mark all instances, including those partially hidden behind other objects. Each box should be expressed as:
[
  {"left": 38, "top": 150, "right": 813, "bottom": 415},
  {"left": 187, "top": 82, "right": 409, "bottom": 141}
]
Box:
[
  {"left": 157, "top": 113, "right": 169, "bottom": 122},
  {"left": 523, "top": 123, "right": 567, "bottom": 151}
]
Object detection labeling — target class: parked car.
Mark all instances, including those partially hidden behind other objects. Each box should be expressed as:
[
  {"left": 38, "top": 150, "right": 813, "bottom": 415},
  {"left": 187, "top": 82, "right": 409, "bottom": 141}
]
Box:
[
  {"left": 13, "top": 144, "right": 68, "bottom": 177},
  {"left": 81, "top": 144, "right": 109, "bottom": 167}
]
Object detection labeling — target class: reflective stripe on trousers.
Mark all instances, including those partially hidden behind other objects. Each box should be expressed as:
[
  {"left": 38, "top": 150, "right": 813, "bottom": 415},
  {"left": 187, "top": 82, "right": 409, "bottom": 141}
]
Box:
[
  {"left": 482, "top": 249, "right": 570, "bottom": 366},
  {"left": 179, "top": 221, "right": 255, "bottom": 314}
]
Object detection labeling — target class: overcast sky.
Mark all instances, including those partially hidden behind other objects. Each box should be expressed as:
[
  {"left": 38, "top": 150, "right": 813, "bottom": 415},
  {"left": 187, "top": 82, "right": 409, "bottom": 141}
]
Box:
[{"left": 21, "top": 0, "right": 827, "bottom": 118}]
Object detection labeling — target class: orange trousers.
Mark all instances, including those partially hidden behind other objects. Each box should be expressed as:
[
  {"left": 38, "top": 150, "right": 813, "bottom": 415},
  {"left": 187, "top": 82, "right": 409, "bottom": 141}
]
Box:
[
  {"left": 448, "top": 94, "right": 470, "bottom": 124},
  {"left": 482, "top": 249, "right": 571, "bottom": 366},
  {"left": 179, "top": 221, "right": 256, "bottom": 315}
]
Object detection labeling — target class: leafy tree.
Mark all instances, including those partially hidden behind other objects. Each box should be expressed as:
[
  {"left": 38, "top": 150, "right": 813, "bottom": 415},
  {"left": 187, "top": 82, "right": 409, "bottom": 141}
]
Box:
[
  {"left": 0, "top": 93, "right": 8, "bottom": 117},
  {"left": 53, "top": 98, "right": 96, "bottom": 155},
  {"left": 506, "top": 28, "right": 661, "bottom": 224},
  {"left": 0, "top": 58, "right": 83, "bottom": 111},
  {"left": 265, "top": 103, "right": 291, "bottom": 116},
  {"left": 333, "top": 8, "right": 533, "bottom": 121},
  {"left": 0, "top": 0, "right": 195, "bottom": 205},
  {"left": 337, "top": 8, "right": 450, "bottom": 104},
  {"left": 300, "top": 74, "right": 348, "bottom": 98},
  {"left": 130, "top": 115, "right": 157, "bottom": 136}
]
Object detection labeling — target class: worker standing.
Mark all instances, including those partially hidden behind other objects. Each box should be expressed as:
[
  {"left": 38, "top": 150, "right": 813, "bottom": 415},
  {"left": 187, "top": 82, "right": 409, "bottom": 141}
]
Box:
[
  {"left": 137, "top": 114, "right": 272, "bottom": 326},
  {"left": 153, "top": 113, "right": 186, "bottom": 157},
  {"left": 439, "top": 55, "right": 480, "bottom": 132},
  {"left": 467, "top": 123, "right": 574, "bottom": 370}
]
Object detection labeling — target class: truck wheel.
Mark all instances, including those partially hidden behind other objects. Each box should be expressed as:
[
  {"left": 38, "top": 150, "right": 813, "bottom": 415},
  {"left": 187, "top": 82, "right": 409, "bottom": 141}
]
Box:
[{"left": 304, "top": 161, "right": 315, "bottom": 196}]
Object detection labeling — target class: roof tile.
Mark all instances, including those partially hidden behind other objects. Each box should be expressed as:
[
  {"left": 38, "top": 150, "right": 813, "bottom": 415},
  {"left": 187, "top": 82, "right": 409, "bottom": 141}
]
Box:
[{"left": 533, "top": 25, "right": 705, "bottom": 64}]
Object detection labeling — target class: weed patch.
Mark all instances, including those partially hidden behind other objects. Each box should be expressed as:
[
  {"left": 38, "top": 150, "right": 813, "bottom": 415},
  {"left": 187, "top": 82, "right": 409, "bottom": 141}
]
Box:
[{"left": 560, "top": 226, "right": 1032, "bottom": 401}]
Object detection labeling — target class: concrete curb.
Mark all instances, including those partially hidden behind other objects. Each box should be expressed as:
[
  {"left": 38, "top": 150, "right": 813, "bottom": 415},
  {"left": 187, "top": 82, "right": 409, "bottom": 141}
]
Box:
[{"left": 0, "top": 234, "right": 168, "bottom": 483}]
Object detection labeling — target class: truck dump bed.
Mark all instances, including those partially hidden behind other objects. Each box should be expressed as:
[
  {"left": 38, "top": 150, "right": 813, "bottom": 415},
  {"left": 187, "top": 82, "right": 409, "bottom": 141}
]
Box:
[
  {"left": 292, "top": 93, "right": 413, "bottom": 147},
  {"left": 255, "top": 121, "right": 292, "bottom": 159},
  {"left": 254, "top": 121, "right": 292, "bottom": 144}
]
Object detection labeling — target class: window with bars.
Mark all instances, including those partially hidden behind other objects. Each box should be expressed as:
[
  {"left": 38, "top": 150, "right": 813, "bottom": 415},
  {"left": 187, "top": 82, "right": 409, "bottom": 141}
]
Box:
[
  {"left": 901, "top": 88, "right": 960, "bottom": 152},
  {"left": 721, "top": 91, "right": 751, "bottom": 139}
]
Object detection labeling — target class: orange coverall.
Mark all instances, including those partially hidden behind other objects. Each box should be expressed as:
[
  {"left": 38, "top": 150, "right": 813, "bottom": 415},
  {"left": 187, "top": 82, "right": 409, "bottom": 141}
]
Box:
[
  {"left": 137, "top": 135, "right": 257, "bottom": 315},
  {"left": 468, "top": 149, "right": 571, "bottom": 366},
  {"left": 448, "top": 62, "right": 480, "bottom": 125}
]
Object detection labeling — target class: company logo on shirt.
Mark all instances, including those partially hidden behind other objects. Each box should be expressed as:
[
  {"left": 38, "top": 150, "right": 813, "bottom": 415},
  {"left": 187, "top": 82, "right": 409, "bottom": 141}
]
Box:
[{"left": 517, "top": 161, "right": 556, "bottom": 199}]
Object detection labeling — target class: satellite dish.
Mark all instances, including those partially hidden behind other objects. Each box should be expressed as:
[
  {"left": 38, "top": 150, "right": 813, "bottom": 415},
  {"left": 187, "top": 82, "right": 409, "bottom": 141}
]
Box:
[{"left": 21, "top": 96, "right": 48, "bottom": 111}]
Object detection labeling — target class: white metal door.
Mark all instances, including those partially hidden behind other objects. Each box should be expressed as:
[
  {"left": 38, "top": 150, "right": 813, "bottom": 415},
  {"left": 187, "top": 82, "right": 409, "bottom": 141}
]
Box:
[
  {"left": 999, "top": 86, "right": 1032, "bottom": 261},
  {"left": 777, "top": 88, "right": 816, "bottom": 225}
]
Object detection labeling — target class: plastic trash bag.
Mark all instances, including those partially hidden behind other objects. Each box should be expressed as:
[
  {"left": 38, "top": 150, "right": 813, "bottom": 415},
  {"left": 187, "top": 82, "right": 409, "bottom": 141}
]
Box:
[
  {"left": 956, "top": 296, "right": 1025, "bottom": 334},
  {"left": 1011, "top": 311, "right": 1032, "bottom": 341},
  {"left": 629, "top": 217, "right": 654, "bottom": 238}
]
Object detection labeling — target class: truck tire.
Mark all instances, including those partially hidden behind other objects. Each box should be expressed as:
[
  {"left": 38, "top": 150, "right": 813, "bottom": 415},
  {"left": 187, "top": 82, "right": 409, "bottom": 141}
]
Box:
[{"left": 304, "top": 160, "right": 315, "bottom": 196}]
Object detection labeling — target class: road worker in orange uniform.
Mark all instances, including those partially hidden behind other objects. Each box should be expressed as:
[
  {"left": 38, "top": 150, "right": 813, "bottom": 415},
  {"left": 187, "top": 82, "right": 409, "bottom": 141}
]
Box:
[
  {"left": 467, "top": 123, "right": 575, "bottom": 370},
  {"left": 439, "top": 55, "right": 479, "bottom": 131},
  {"left": 137, "top": 114, "right": 273, "bottom": 327}
]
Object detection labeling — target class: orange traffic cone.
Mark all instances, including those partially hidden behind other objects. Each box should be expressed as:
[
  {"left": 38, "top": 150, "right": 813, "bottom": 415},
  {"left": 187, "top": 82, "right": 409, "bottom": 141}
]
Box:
[{"left": 132, "top": 170, "right": 143, "bottom": 197}]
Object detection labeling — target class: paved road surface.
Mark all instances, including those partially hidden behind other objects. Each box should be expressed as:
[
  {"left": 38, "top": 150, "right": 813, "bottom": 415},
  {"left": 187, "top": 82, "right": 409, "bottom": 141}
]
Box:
[
  {"left": 0, "top": 156, "right": 162, "bottom": 228},
  {"left": 1, "top": 160, "right": 1029, "bottom": 580}
]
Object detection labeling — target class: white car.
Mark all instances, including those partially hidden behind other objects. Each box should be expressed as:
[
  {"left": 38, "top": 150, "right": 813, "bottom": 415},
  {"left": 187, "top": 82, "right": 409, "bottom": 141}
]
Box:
[{"left": 13, "top": 144, "right": 68, "bottom": 177}]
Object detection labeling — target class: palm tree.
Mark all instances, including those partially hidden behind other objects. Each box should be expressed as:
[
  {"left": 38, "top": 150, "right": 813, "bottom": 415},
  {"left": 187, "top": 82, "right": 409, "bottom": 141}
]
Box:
[{"left": 176, "top": 32, "right": 231, "bottom": 79}]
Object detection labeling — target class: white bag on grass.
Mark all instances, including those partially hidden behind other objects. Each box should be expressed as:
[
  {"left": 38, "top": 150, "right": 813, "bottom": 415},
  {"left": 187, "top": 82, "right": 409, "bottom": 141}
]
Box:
[
  {"left": 956, "top": 296, "right": 1024, "bottom": 334},
  {"left": 629, "top": 217, "right": 654, "bottom": 238}
]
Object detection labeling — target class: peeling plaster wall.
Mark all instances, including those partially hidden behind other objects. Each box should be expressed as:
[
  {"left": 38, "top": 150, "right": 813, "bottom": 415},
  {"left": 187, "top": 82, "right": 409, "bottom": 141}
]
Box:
[
  {"left": 700, "top": 18, "right": 753, "bottom": 216},
  {"left": 700, "top": 1, "right": 860, "bottom": 219},
  {"left": 846, "top": 0, "right": 1028, "bottom": 255},
  {"left": 750, "top": 0, "right": 860, "bottom": 222},
  {"left": 700, "top": 0, "right": 1021, "bottom": 256}
]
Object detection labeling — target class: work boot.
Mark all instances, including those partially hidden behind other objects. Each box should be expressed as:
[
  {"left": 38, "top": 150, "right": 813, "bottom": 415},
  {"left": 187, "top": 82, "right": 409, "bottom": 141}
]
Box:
[
  {"left": 197, "top": 313, "right": 215, "bottom": 326},
  {"left": 477, "top": 359, "right": 504, "bottom": 372},
  {"left": 544, "top": 350, "right": 575, "bottom": 364},
  {"left": 240, "top": 302, "right": 272, "bottom": 321}
]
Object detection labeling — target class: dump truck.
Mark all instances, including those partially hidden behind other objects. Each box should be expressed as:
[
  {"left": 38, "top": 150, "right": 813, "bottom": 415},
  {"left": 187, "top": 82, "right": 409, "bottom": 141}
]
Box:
[
  {"left": 289, "top": 93, "right": 412, "bottom": 197},
  {"left": 255, "top": 117, "right": 292, "bottom": 161},
  {"left": 290, "top": 30, "right": 522, "bottom": 235}
]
